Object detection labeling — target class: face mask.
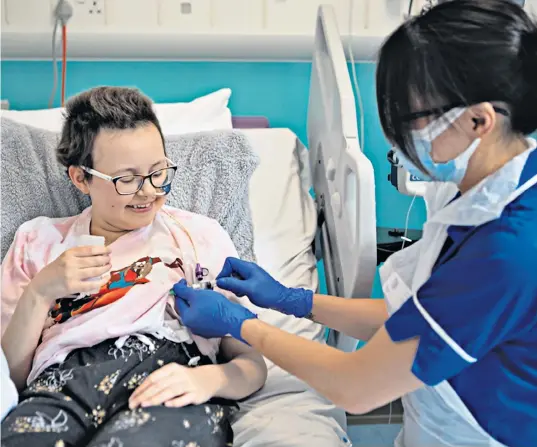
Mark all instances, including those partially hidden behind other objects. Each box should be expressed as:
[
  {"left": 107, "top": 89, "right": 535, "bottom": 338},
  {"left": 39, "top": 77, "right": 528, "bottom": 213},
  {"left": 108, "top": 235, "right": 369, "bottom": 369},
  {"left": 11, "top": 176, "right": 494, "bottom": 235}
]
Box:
[
  {"left": 397, "top": 107, "right": 481, "bottom": 184},
  {"left": 395, "top": 151, "right": 432, "bottom": 181}
]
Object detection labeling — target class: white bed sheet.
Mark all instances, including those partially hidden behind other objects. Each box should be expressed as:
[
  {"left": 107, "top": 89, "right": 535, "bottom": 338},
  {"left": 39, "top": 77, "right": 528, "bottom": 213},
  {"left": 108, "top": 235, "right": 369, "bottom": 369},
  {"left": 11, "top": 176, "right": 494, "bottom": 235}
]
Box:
[{"left": 231, "top": 129, "right": 349, "bottom": 447}]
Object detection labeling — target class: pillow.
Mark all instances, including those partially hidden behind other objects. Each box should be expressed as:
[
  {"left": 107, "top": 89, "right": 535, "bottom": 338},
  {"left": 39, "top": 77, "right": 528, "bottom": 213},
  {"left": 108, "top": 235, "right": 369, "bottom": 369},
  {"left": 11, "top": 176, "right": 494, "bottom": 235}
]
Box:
[
  {"left": 155, "top": 88, "right": 233, "bottom": 135},
  {"left": 0, "top": 117, "right": 258, "bottom": 263},
  {"left": 0, "top": 88, "right": 233, "bottom": 135}
]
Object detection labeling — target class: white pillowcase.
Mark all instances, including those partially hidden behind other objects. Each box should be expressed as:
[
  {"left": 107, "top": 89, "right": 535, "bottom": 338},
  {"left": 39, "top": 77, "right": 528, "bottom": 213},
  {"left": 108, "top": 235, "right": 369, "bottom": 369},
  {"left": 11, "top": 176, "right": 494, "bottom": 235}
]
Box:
[
  {"left": 155, "top": 88, "right": 233, "bottom": 135},
  {"left": 0, "top": 88, "right": 233, "bottom": 135}
]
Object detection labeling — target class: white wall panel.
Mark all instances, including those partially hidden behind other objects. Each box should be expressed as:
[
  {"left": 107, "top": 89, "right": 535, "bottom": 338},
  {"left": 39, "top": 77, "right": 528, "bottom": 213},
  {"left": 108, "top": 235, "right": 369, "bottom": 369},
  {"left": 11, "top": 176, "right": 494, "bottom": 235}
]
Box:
[
  {"left": 107, "top": 0, "right": 159, "bottom": 29},
  {"left": 1, "top": 0, "right": 413, "bottom": 60},
  {"left": 159, "top": 0, "right": 212, "bottom": 31}
]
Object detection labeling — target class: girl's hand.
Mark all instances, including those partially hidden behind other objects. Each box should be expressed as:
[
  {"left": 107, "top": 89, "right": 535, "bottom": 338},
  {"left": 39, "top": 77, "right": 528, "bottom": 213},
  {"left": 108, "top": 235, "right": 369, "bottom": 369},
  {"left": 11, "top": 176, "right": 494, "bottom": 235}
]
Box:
[
  {"left": 29, "top": 245, "right": 112, "bottom": 304},
  {"left": 129, "top": 363, "right": 220, "bottom": 409}
]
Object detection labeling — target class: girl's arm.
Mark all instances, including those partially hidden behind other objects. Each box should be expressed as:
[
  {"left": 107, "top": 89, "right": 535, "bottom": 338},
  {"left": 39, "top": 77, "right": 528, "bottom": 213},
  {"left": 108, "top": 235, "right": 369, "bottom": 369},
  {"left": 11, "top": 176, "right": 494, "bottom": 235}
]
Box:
[
  {"left": 174, "top": 280, "right": 423, "bottom": 416},
  {"left": 128, "top": 337, "right": 268, "bottom": 408},
  {"left": 208, "top": 336, "right": 267, "bottom": 400},
  {"left": 2, "top": 285, "right": 50, "bottom": 390}
]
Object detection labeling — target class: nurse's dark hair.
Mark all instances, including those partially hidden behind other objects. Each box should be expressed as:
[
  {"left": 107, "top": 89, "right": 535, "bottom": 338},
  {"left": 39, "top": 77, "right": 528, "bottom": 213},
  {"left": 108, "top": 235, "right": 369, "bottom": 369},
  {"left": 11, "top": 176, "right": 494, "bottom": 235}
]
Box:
[
  {"left": 56, "top": 86, "right": 165, "bottom": 178},
  {"left": 376, "top": 0, "right": 537, "bottom": 169}
]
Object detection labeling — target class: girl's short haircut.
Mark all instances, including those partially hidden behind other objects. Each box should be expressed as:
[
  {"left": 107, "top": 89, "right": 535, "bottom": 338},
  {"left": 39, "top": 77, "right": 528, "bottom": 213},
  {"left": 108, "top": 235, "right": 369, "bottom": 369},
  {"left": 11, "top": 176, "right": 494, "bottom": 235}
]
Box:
[
  {"left": 376, "top": 0, "right": 537, "bottom": 169},
  {"left": 57, "top": 86, "right": 165, "bottom": 178}
]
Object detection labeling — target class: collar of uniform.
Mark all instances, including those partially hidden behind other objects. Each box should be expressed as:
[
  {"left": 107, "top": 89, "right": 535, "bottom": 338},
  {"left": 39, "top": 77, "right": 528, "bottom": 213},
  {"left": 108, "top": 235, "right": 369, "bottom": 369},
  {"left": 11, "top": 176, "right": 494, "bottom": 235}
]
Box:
[
  {"left": 427, "top": 138, "right": 537, "bottom": 226},
  {"left": 445, "top": 224, "right": 472, "bottom": 244},
  {"left": 519, "top": 140, "right": 537, "bottom": 185}
]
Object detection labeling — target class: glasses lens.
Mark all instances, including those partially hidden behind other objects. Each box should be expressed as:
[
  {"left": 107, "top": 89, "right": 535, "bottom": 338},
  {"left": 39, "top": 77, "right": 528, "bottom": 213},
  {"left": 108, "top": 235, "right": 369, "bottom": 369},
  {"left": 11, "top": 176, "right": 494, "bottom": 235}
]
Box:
[
  {"left": 151, "top": 168, "right": 175, "bottom": 189},
  {"left": 116, "top": 175, "right": 144, "bottom": 195}
]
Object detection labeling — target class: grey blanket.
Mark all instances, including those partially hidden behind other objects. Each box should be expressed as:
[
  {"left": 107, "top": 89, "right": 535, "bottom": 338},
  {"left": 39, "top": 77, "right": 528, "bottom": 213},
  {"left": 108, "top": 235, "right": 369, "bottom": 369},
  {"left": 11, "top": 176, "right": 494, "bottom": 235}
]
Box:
[{"left": 0, "top": 117, "right": 258, "bottom": 262}]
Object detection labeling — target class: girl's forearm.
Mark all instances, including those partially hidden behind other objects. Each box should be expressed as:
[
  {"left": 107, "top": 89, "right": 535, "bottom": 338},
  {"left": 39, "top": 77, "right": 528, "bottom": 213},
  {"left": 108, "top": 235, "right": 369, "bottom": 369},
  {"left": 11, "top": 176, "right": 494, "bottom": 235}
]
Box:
[
  {"left": 2, "top": 287, "right": 50, "bottom": 390},
  {"left": 209, "top": 352, "right": 267, "bottom": 400}
]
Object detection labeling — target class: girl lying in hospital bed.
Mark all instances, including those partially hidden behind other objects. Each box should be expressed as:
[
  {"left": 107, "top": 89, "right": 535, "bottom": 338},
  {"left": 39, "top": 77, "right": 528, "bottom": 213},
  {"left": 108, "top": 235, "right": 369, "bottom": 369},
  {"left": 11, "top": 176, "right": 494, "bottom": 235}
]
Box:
[{"left": 0, "top": 86, "right": 267, "bottom": 447}]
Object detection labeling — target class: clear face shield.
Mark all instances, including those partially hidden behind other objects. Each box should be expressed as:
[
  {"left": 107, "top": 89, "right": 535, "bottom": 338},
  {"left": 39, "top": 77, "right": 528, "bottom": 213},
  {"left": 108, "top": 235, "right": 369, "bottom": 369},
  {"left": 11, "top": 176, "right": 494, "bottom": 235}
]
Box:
[{"left": 395, "top": 105, "right": 509, "bottom": 184}]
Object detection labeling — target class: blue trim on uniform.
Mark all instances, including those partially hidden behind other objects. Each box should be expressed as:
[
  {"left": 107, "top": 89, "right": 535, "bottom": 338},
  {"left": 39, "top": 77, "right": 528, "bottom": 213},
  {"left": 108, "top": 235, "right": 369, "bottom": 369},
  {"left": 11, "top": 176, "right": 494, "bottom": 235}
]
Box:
[{"left": 385, "top": 148, "right": 537, "bottom": 447}]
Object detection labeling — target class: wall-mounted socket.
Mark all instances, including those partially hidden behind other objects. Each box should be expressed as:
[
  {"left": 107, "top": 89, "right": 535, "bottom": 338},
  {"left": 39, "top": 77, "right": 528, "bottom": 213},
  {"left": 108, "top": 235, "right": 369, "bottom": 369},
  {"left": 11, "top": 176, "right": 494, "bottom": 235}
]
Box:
[{"left": 67, "top": 0, "right": 106, "bottom": 28}]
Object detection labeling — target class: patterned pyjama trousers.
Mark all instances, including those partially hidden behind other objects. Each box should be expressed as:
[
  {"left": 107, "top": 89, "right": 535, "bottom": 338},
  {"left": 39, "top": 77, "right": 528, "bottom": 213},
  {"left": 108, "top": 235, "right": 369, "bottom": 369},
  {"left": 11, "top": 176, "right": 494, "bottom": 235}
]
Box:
[{"left": 1, "top": 335, "right": 236, "bottom": 447}]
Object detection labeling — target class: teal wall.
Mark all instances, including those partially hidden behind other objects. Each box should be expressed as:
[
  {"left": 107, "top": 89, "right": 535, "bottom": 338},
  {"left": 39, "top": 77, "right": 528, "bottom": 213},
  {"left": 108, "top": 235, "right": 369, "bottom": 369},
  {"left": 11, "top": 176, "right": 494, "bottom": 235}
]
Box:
[
  {"left": 0, "top": 60, "right": 426, "bottom": 233},
  {"left": 0, "top": 60, "right": 427, "bottom": 299}
]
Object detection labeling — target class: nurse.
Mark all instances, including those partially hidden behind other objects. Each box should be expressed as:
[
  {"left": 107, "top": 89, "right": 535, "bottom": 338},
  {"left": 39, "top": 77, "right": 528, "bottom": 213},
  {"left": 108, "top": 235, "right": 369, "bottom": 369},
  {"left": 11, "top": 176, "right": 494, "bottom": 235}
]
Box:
[{"left": 174, "top": 1, "right": 537, "bottom": 446}]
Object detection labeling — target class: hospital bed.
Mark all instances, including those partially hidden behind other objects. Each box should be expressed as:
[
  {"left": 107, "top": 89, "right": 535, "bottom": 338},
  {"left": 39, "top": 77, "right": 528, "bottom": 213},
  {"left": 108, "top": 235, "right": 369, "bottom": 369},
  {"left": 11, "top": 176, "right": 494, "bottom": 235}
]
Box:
[
  {"left": 231, "top": 5, "right": 392, "bottom": 445},
  {"left": 0, "top": 5, "right": 390, "bottom": 445}
]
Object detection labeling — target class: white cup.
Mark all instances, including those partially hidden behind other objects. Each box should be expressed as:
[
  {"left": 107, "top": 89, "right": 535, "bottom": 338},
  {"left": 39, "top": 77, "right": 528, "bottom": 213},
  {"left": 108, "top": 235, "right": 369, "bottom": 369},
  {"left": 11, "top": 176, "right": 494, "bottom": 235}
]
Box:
[{"left": 75, "top": 235, "right": 109, "bottom": 294}]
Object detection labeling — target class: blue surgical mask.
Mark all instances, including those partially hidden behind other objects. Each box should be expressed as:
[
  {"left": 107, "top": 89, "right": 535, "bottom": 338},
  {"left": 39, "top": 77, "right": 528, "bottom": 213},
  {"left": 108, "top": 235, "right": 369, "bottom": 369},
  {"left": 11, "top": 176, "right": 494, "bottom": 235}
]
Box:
[
  {"left": 397, "top": 107, "right": 481, "bottom": 184},
  {"left": 395, "top": 151, "right": 432, "bottom": 181}
]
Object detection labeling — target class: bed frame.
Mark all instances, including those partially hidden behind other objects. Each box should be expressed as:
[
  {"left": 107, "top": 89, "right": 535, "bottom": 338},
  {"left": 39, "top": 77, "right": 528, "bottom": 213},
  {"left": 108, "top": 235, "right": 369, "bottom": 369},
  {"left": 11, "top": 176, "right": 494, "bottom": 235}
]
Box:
[{"left": 309, "top": 5, "right": 378, "bottom": 352}]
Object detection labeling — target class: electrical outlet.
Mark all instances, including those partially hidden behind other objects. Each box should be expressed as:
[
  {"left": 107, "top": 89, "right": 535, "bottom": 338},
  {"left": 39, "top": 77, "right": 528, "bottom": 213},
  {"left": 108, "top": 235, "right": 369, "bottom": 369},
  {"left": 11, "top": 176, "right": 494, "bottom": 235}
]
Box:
[{"left": 68, "top": 0, "right": 105, "bottom": 28}]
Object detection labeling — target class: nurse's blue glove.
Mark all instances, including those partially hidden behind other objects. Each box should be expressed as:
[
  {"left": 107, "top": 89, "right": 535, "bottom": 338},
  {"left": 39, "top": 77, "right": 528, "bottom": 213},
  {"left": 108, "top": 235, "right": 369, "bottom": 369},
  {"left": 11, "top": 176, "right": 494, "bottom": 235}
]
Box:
[
  {"left": 173, "top": 280, "right": 257, "bottom": 343},
  {"left": 216, "top": 257, "right": 313, "bottom": 318}
]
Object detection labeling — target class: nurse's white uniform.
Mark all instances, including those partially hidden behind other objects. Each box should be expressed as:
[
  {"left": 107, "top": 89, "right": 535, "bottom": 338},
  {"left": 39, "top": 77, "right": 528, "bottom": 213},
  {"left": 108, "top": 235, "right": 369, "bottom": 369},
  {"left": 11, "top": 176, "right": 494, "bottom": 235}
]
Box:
[{"left": 379, "top": 139, "right": 537, "bottom": 447}]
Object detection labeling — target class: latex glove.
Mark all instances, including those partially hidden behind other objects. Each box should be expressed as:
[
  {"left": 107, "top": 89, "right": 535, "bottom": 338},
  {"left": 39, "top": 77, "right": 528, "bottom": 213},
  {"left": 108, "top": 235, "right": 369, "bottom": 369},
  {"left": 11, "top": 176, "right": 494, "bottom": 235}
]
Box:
[
  {"left": 173, "top": 280, "right": 256, "bottom": 342},
  {"left": 216, "top": 257, "right": 313, "bottom": 318},
  {"left": 128, "top": 362, "right": 218, "bottom": 409}
]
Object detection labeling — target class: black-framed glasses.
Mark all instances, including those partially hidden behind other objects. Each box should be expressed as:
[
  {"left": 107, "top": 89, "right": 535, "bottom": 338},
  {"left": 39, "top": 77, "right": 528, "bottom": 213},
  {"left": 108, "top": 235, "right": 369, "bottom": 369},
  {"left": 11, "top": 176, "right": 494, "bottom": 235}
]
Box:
[
  {"left": 400, "top": 103, "right": 510, "bottom": 123},
  {"left": 81, "top": 158, "right": 177, "bottom": 195}
]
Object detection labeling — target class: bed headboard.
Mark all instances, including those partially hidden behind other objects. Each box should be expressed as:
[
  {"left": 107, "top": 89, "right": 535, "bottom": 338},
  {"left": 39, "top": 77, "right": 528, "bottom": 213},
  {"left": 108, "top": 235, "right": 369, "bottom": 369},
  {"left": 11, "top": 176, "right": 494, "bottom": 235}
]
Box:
[
  {"left": 232, "top": 116, "right": 270, "bottom": 129},
  {"left": 308, "top": 5, "right": 377, "bottom": 351}
]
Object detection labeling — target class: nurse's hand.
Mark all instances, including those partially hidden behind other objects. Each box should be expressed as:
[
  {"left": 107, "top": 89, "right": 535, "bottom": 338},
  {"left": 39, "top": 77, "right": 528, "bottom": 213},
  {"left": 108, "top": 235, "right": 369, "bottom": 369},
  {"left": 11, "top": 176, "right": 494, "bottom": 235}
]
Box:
[
  {"left": 216, "top": 257, "right": 313, "bottom": 318},
  {"left": 173, "top": 280, "right": 257, "bottom": 342}
]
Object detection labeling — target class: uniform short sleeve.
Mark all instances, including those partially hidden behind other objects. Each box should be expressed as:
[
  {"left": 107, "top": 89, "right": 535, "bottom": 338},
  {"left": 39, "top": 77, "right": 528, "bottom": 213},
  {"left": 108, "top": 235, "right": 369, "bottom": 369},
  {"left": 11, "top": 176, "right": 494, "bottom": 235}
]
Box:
[{"left": 385, "top": 229, "right": 537, "bottom": 386}]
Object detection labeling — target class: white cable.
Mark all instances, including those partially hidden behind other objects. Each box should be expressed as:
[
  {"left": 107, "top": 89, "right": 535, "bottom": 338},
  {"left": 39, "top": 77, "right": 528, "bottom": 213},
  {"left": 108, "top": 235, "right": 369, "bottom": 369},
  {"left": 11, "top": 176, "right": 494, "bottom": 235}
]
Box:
[
  {"left": 49, "top": 0, "right": 73, "bottom": 108},
  {"left": 401, "top": 194, "right": 417, "bottom": 250},
  {"left": 348, "top": 0, "right": 366, "bottom": 152},
  {"left": 48, "top": 18, "right": 60, "bottom": 109}
]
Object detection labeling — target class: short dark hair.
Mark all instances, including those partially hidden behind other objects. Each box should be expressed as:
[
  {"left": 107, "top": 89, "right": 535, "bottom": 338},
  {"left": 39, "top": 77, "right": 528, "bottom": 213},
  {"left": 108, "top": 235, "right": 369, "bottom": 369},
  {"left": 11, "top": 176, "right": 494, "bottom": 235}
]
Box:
[
  {"left": 57, "top": 86, "right": 165, "bottom": 177},
  {"left": 376, "top": 0, "right": 537, "bottom": 170}
]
